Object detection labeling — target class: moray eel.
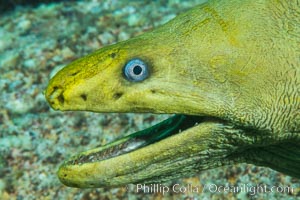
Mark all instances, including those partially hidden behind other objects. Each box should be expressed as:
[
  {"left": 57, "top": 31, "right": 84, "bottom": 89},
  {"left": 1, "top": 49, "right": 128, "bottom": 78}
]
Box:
[{"left": 45, "top": 0, "right": 300, "bottom": 188}]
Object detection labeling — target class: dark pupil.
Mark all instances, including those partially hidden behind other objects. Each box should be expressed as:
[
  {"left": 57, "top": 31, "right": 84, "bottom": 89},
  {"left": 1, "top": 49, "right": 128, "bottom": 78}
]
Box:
[{"left": 133, "top": 65, "right": 142, "bottom": 75}]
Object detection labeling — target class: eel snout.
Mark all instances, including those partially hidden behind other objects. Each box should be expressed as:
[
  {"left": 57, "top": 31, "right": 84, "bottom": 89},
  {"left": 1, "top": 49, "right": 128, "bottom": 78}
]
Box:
[{"left": 45, "top": 85, "right": 65, "bottom": 110}]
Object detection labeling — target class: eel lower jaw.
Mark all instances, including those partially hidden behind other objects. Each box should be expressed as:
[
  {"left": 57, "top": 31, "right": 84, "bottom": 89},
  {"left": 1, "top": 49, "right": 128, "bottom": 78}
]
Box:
[
  {"left": 58, "top": 114, "right": 229, "bottom": 188},
  {"left": 64, "top": 115, "right": 207, "bottom": 164}
]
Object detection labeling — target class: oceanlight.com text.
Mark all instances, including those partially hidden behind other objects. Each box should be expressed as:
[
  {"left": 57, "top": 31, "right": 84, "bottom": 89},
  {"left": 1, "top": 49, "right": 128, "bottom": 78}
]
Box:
[{"left": 129, "top": 183, "right": 294, "bottom": 196}]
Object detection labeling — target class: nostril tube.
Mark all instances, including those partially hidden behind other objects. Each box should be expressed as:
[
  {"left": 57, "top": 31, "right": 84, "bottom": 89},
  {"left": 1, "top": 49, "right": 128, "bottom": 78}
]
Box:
[
  {"left": 47, "top": 86, "right": 65, "bottom": 108},
  {"left": 57, "top": 92, "right": 65, "bottom": 105}
]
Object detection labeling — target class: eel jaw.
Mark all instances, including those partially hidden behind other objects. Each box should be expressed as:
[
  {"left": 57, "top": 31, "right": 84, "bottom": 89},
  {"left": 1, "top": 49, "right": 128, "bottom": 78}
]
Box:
[
  {"left": 57, "top": 115, "right": 243, "bottom": 188},
  {"left": 58, "top": 114, "right": 300, "bottom": 188}
]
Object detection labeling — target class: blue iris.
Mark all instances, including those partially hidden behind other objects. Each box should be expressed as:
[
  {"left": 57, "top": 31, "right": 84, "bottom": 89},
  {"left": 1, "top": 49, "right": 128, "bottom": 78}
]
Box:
[{"left": 123, "top": 58, "right": 149, "bottom": 82}]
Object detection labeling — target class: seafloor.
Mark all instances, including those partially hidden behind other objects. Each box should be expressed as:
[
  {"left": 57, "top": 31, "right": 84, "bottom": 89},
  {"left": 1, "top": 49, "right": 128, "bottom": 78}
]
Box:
[{"left": 0, "top": 0, "right": 299, "bottom": 199}]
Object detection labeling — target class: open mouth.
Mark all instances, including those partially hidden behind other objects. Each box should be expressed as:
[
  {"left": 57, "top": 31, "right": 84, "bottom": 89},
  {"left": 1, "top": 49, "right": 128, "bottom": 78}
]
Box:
[
  {"left": 65, "top": 115, "right": 207, "bottom": 166},
  {"left": 59, "top": 114, "right": 231, "bottom": 188}
]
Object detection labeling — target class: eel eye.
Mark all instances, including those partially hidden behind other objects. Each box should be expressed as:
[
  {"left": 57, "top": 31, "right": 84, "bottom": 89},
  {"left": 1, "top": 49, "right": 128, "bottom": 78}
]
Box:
[{"left": 123, "top": 58, "right": 149, "bottom": 82}]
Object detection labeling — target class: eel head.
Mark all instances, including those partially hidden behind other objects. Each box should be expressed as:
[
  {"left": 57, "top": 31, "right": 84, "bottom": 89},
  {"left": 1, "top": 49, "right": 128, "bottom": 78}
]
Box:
[{"left": 45, "top": 0, "right": 300, "bottom": 188}]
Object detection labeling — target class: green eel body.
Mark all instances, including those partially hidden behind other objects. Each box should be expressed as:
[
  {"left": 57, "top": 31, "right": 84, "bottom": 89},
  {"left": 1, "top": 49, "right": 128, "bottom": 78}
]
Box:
[{"left": 45, "top": 0, "right": 300, "bottom": 188}]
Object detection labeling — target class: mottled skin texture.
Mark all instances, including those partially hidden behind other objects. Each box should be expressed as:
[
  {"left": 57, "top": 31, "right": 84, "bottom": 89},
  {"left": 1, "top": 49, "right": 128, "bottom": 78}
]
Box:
[{"left": 45, "top": 0, "right": 299, "bottom": 188}]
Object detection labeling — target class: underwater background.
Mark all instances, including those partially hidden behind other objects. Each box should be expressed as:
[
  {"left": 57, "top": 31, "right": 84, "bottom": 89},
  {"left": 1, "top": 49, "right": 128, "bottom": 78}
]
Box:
[{"left": 0, "top": 0, "right": 299, "bottom": 199}]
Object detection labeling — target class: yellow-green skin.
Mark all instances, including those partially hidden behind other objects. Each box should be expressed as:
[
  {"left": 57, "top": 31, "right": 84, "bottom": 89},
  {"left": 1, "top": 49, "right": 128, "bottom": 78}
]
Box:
[{"left": 45, "top": 0, "right": 300, "bottom": 188}]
